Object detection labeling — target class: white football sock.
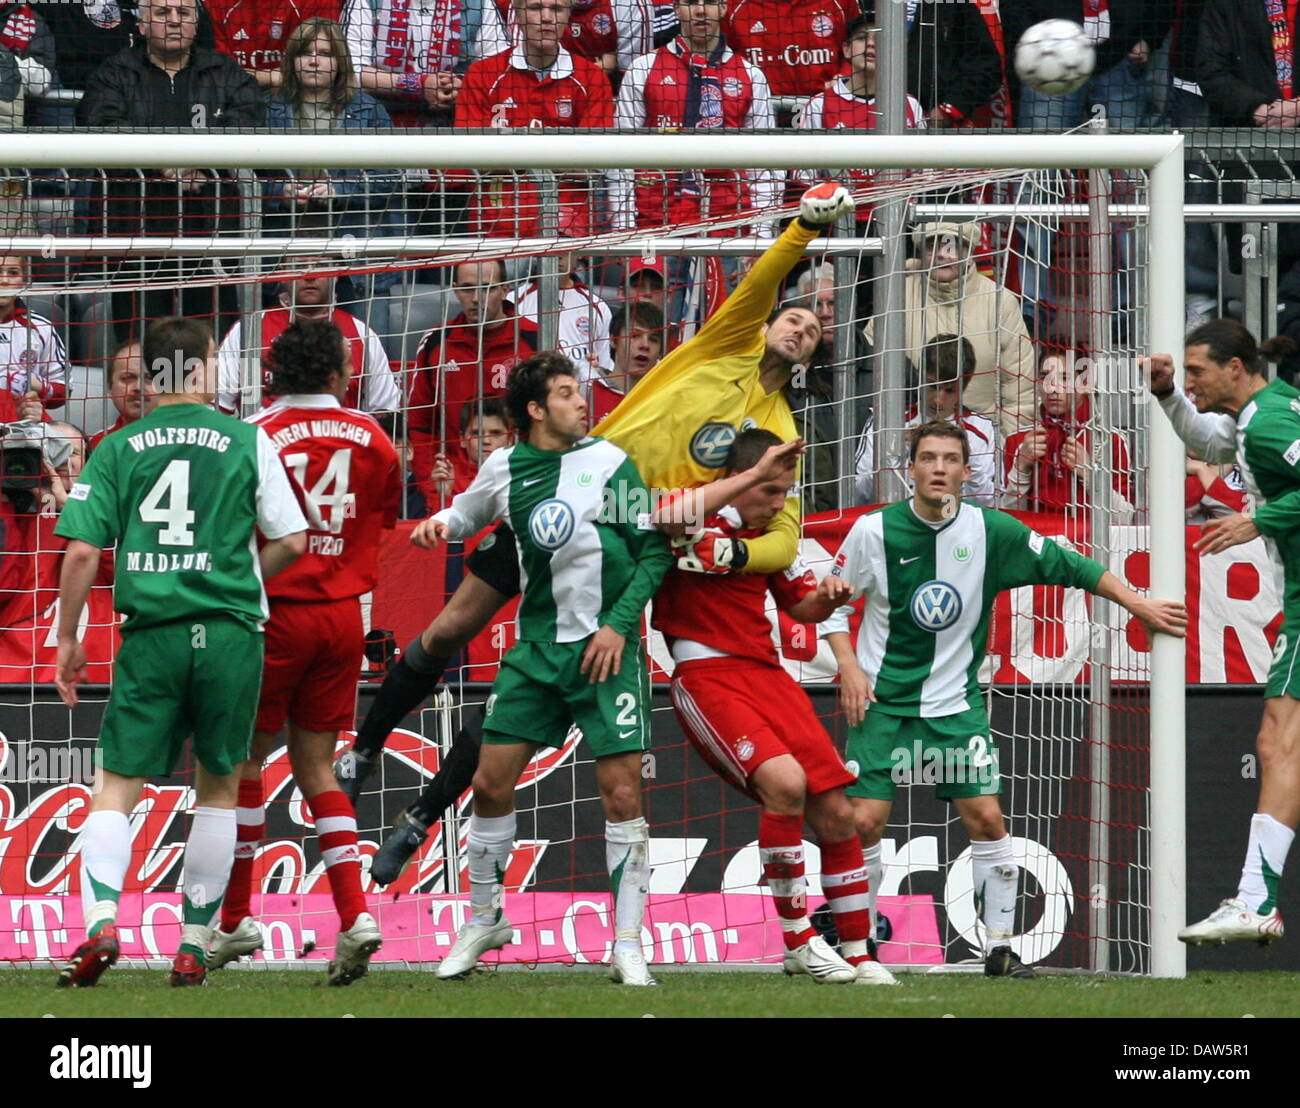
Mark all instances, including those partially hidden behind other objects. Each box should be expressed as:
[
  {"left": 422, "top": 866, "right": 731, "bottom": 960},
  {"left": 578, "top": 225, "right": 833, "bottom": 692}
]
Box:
[
  {"left": 1236, "top": 813, "right": 1294, "bottom": 914},
  {"left": 80, "top": 809, "right": 131, "bottom": 939},
  {"left": 467, "top": 812, "right": 515, "bottom": 925},
  {"left": 863, "top": 842, "right": 882, "bottom": 935},
  {"left": 971, "top": 835, "right": 1017, "bottom": 953},
  {"left": 606, "top": 817, "right": 650, "bottom": 953},
  {"left": 181, "top": 807, "right": 236, "bottom": 951}
]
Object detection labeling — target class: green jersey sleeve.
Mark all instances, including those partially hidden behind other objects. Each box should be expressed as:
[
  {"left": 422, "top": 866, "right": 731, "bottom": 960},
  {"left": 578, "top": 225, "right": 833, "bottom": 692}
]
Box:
[
  {"left": 985, "top": 509, "right": 1106, "bottom": 593},
  {"left": 1242, "top": 412, "right": 1300, "bottom": 537},
  {"left": 601, "top": 456, "right": 673, "bottom": 638},
  {"left": 54, "top": 442, "right": 122, "bottom": 550}
]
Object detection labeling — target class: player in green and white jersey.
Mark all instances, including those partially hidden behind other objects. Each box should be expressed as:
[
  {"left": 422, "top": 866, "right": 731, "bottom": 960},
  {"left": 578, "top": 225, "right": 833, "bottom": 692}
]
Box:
[
  {"left": 1147, "top": 320, "right": 1300, "bottom": 947},
  {"left": 823, "top": 422, "right": 1186, "bottom": 977},
  {"left": 410, "top": 351, "right": 674, "bottom": 986},
  {"left": 52, "top": 316, "right": 308, "bottom": 988}
]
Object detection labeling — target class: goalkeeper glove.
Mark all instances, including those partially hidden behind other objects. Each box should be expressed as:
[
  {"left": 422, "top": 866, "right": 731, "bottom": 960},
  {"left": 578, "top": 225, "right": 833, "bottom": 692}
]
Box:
[
  {"left": 799, "top": 181, "right": 855, "bottom": 226},
  {"left": 674, "top": 533, "right": 749, "bottom": 574}
]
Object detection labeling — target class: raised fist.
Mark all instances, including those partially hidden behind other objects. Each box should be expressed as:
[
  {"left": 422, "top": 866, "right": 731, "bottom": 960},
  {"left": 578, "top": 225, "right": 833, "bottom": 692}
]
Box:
[{"left": 800, "top": 181, "right": 855, "bottom": 225}]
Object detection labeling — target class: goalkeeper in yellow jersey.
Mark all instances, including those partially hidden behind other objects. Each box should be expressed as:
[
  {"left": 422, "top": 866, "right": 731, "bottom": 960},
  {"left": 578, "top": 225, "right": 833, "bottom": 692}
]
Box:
[{"left": 336, "top": 183, "right": 855, "bottom": 851}]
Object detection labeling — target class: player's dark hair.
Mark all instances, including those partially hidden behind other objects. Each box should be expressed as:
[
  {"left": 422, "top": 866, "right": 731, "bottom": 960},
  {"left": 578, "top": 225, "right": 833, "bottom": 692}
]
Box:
[
  {"left": 908, "top": 420, "right": 969, "bottom": 464},
  {"left": 459, "top": 396, "right": 509, "bottom": 433},
  {"left": 1185, "top": 319, "right": 1297, "bottom": 375},
  {"left": 142, "top": 316, "right": 213, "bottom": 395},
  {"left": 724, "top": 428, "right": 783, "bottom": 475},
  {"left": 505, "top": 351, "right": 578, "bottom": 430},
  {"left": 922, "top": 333, "right": 976, "bottom": 383},
  {"left": 610, "top": 301, "right": 664, "bottom": 340},
  {"left": 767, "top": 304, "right": 819, "bottom": 333},
  {"left": 267, "top": 319, "right": 347, "bottom": 396}
]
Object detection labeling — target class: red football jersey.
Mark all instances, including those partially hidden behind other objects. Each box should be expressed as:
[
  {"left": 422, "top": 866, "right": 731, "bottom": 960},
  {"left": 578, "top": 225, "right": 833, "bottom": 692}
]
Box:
[
  {"left": 249, "top": 394, "right": 400, "bottom": 602},
  {"left": 207, "top": 0, "right": 339, "bottom": 72},
  {"left": 652, "top": 509, "right": 816, "bottom": 666},
  {"left": 722, "top": 0, "right": 856, "bottom": 97},
  {"left": 457, "top": 46, "right": 614, "bottom": 129}
]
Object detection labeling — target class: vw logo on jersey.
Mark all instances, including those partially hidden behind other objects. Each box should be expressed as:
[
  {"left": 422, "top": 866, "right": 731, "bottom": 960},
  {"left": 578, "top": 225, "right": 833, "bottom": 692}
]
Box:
[
  {"left": 910, "top": 580, "right": 963, "bottom": 632},
  {"left": 690, "top": 422, "right": 736, "bottom": 468},
  {"left": 528, "top": 498, "right": 575, "bottom": 551}
]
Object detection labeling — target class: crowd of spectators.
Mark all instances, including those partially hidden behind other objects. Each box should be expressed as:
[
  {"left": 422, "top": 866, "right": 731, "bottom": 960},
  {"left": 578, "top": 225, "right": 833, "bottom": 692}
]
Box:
[{"left": 0, "top": 0, "right": 1284, "bottom": 581}]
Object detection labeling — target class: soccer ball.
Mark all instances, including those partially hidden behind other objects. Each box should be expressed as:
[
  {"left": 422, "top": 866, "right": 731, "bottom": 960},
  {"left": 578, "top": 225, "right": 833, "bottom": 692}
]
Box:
[{"left": 1014, "top": 19, "right": 1096, "bottom": 97}]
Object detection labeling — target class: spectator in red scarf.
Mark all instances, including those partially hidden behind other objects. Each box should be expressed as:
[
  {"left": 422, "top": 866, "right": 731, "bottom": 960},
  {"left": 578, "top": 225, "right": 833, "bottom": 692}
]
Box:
[{"left": 1002, "top": 348, "right": 1134, "bottom": 521}]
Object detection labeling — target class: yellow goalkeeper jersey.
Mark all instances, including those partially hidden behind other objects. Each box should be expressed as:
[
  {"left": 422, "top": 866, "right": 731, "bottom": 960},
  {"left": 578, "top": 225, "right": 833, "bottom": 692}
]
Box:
[{"left": 594, "top": 219, "right": 820, "bottom": 573}]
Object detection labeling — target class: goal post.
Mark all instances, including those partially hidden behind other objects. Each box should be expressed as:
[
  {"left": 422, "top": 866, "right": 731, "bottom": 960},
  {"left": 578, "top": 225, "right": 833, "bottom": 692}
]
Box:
[{"left": 0, "top": 131, "right": 1187, "bottom": 977}]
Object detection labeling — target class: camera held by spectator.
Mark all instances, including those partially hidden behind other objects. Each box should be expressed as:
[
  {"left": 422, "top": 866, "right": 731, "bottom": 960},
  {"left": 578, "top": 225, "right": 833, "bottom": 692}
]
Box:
[{"left": 1, "top": 418, "right": 72, "bottom": 514}]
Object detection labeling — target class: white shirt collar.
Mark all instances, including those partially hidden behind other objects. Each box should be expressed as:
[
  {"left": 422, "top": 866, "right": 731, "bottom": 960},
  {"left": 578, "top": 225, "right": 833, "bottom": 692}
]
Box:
[
  {"left": 509, "top": 42, "right": 574, "bottom": 80},
  {"left": 269, "top": 393, "right": 342, "bottom": 410}
]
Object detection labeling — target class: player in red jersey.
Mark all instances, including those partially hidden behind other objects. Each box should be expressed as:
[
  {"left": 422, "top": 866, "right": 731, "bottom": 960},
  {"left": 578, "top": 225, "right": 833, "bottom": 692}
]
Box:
[
  {"left": 206, "top": 0, "right": 338, "bottom": 88},
  {"left": 208, "top": 319, "right": 401, "bottom": 985},
  {"left": 655, "top": 428, "right": 898, "bottom": 986},
  {"left": 722, "top": 0, "right": 857, "bottom": 99},
  {"left": 408, "top": 259, "right": 536, "bottom": 507},
  {"left": 216, "top": 255, "right": 401, "bottom": 419},
  {"left": 586, "top": 301, "right": 664, "bottom": 423}
]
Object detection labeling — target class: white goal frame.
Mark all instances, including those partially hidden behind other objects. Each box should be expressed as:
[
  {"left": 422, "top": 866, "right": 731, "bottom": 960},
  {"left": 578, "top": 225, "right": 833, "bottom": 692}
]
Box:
[{"left": 4, "top": 132, "right": 1188, "bottom": 978}]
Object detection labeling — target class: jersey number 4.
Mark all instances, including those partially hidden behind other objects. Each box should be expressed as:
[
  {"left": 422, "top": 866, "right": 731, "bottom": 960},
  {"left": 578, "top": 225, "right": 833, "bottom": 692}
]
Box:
[
  {"left": 285, "top": 448, "right": 354, "bottom": 535},
  {"left": 139, "top": 459, "right": 196, "bottom": 546}
]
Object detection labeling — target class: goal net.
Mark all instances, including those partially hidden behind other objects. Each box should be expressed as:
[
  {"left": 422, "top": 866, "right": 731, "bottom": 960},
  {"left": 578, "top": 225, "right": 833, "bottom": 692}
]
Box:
[{"left": 0, "top": 132, "right": 1184, "bottom": 976}]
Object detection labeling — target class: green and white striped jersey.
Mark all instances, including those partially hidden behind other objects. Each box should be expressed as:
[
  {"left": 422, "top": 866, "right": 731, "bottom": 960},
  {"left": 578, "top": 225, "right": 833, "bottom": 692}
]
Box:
[
  {"left": 823, "top": 500, "right": 1105, "bottom": 717},
  {"left": 54, "top": 402, "right": 307, "bottom": 632},
  {"left": 433, "top": 436, "right": 673, "bottom": 643}
]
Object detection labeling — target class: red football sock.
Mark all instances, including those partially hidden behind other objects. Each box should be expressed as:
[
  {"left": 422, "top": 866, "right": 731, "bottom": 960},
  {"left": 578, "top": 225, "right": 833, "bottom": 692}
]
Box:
[
  {"left": 308, "top": 789, "right": 366, "bottom": 931},
  {"left": 221, "top": 775, "right": 263, "bottom": 932},
  {"left": 760, "top": 811, "right": 816, "bottom": 951},
  {"left": 820, "top": 836, "right": 873, "bottom": 962}
]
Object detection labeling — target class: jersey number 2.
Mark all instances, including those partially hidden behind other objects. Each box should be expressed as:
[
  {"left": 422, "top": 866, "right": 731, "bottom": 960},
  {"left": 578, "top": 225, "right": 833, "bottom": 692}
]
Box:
[{"left": 139, "top": 459, "right": 195, "bottom": 546}]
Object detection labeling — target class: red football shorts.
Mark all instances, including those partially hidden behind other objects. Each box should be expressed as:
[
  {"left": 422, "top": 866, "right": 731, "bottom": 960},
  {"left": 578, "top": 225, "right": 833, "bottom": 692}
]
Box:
[
  {"left": 256, "top": 597, "right": 363, "bottom": 734},
  {"left": 669, "top": 657, "right": 855, "bottom": 798}
]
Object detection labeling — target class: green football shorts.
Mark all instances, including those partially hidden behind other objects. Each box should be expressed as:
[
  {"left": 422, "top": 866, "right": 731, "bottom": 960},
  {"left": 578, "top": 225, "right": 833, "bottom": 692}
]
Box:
[
  {"left": 1266, "top": 620, "right": 1300, "bottom": 700},
  {"left": 482, "top": 638, "right": 651, "bottom": 758},
  {"left": 845, "top": 704, "right": 1001, "bottom": 801},
  {"left": 100, "top": 618, "right": 263, "bottom": 778}
]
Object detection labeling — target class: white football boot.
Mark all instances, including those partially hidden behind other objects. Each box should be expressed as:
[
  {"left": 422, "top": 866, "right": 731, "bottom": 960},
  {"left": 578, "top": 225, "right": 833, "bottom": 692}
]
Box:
[
  {"left": 852, "top": 958, "right": 900, "bottom": 986},
  {"left": 1178, "top": 898, "right": 1284, "bottom": 946},
  {"left": 609, "top": 946, "right": 657, "bottom": 987},
  {"left": 782, "top": 934, "right": 856, "bottom": 984},
  {"left": 328, "top": 911, "right": 383, "bottom": 986},
  {"left": 206, "top": 916, "right": 264, "bottom": 970},
  {"left": 436, "top": 916, "right": 513, "bottom": 979}
]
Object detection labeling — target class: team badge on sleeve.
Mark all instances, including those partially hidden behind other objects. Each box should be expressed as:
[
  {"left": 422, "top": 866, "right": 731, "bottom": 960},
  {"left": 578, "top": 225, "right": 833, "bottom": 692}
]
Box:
[{"left": 68, "top": 482, "right": 91, "bottom": 501}]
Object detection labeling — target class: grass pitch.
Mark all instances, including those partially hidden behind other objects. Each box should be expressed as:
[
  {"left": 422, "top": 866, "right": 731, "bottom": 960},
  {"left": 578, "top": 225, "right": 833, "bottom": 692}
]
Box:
[{"left": 3, "top": 968, "right": 1295, "bottom": 1019}]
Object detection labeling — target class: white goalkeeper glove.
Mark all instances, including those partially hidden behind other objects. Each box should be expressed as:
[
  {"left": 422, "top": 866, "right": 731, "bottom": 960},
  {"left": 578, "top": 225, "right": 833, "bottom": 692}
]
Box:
[{"left": 799, "top": 181, "right": 855, "bottom": 225}]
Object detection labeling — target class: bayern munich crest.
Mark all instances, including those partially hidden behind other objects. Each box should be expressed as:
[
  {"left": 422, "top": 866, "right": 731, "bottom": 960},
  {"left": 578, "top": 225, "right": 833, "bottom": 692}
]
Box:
[
  {"left": 528, "top": 499, "right": 576, "bottom": 551},
  {"left": 910, "top": 580, "right": 963, "bottom": 632},
  {"left": 723, "top": 76, "right": 744, "bottom": 97},
  {"left": 735, "top": 739, "right": 755, "bottom": 762},
  {"left": 690, "top": 422, "right": 736, "bottom": 468},
  {"left": 811, "top": 13, "right": 835, "bottom": 37}
]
